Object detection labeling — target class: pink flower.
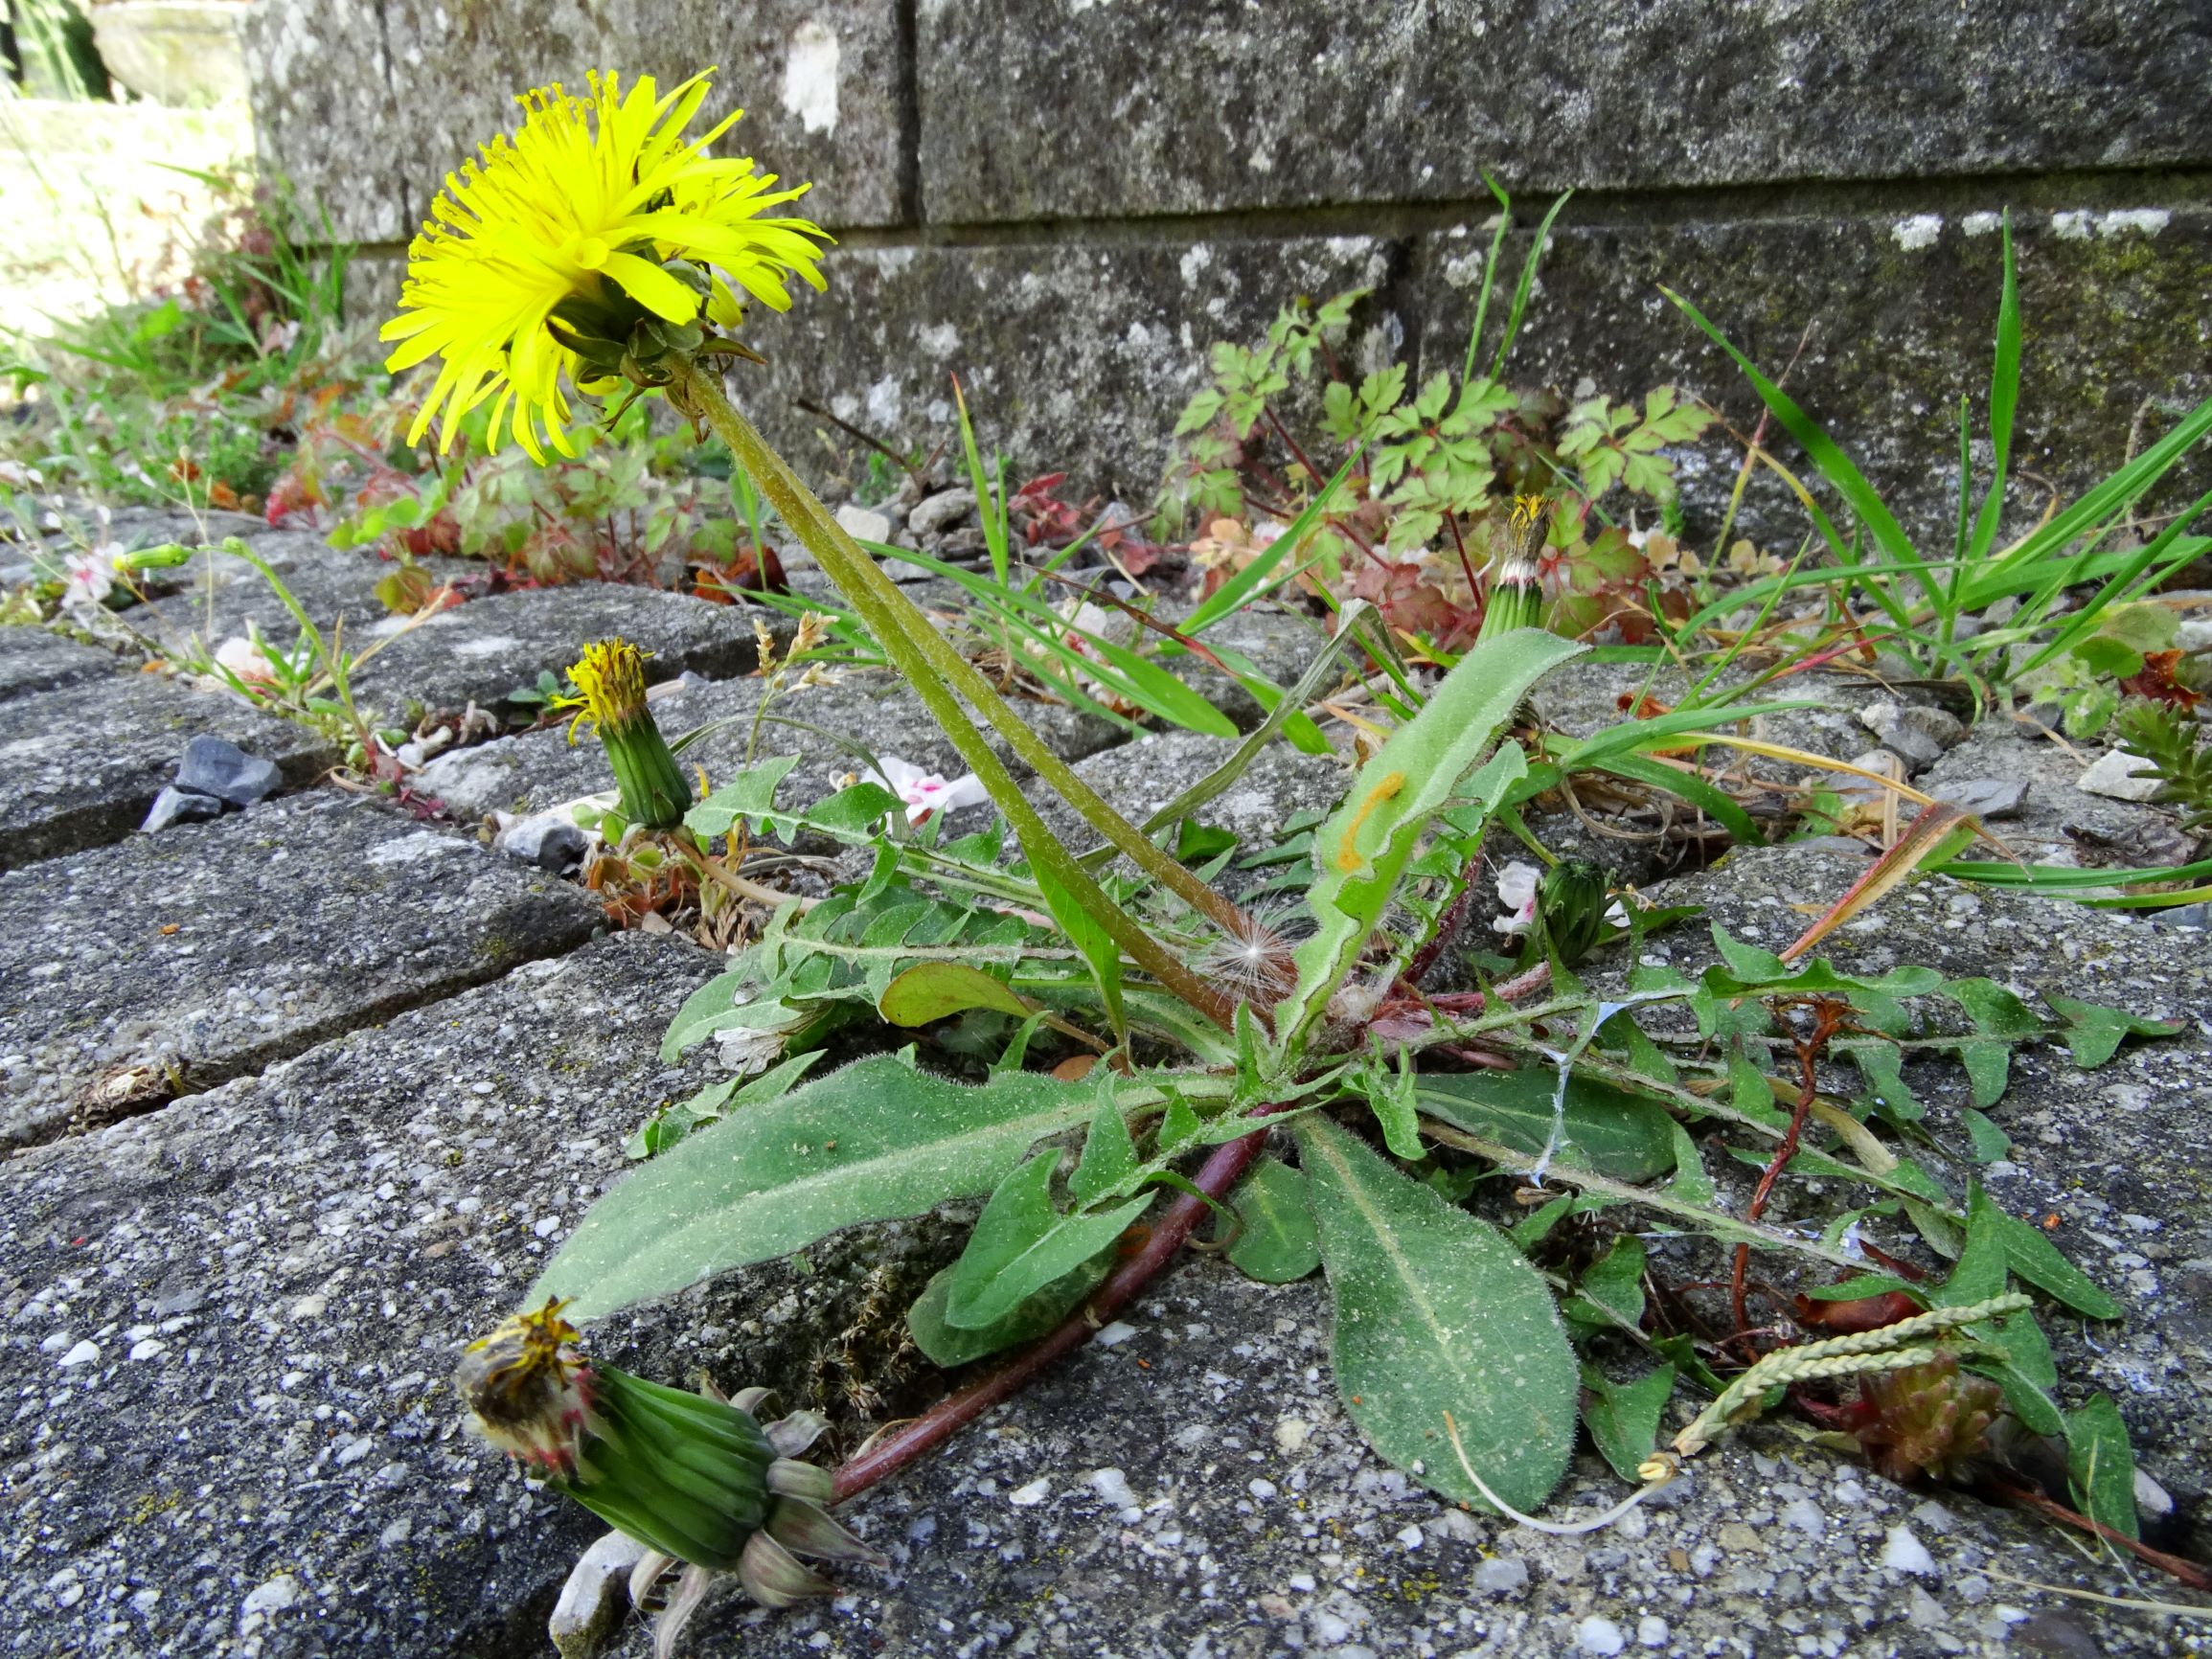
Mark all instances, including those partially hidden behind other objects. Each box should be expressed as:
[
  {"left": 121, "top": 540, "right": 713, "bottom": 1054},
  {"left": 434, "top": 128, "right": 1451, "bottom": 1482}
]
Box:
[
  {"left": 215, "top": 636, "right": 281, "bottom": 688},
  {"left": 1492, "top": 858, "right": 1631, "bottom": 939},
  {"left": 871, "top": 756, "right": 990, "bottom": 827},
  {"left": 1492, "top": 860, "right": 1542, "bottom": 937},
  {"left": 61, "top": 550, "right": 115, "bottom": 609}
]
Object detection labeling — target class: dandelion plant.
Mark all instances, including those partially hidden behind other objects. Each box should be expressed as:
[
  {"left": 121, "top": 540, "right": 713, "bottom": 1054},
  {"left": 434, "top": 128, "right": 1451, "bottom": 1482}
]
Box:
[{"left": 385, "top": 67, "right": 2178, "bottom": 1638}]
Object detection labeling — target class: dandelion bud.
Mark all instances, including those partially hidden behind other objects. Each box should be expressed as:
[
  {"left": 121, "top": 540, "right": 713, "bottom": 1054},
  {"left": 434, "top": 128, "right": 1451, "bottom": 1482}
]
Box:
[
  {"left": 559, "top": 639, "right": 692, "bottom": 830},
  {"left": 1538, "top": 858, "right": 1612, "bottom": 967}
]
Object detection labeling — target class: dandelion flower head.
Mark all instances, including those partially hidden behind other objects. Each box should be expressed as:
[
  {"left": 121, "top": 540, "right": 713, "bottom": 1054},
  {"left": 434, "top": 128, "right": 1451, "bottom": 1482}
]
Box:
[{"left": 381, "top": 68, "right": 831, "bottom": 460}]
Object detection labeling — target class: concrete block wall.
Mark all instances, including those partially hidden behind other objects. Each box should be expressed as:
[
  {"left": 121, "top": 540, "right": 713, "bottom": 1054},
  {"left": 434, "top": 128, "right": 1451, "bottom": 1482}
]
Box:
[{"left": 245, "top": 0, "right": 2212, "bottom": 534}]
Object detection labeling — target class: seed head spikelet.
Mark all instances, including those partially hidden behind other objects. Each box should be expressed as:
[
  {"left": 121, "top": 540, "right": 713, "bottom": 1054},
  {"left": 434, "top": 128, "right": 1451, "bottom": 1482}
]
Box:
[{"left": 381, "top": 69, "right": 832, "bottom": 459}]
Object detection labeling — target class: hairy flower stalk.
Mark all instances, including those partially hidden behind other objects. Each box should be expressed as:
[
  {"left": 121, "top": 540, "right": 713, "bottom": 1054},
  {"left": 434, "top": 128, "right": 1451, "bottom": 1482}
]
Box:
[
  {"left": 457, "top": 1301, "right": 879, "bottom": 1608},
  {"left": 387, "top": 64, "right": 1246, "bottom": 1031},
  {"left": 560, "top": 639, "right": 692, "bottom": 829},
  {"left": 1477, "top": 492, "right": 1552, "bottom": 641}
]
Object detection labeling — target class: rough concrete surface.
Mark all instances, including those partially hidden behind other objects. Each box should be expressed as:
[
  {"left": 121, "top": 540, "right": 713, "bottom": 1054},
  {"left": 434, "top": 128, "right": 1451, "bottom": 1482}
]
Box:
[
  {"left": 920, "top": 1, "right": 2212, "bottom": 219},
  {"left": 134, "top": 531, "right": 472, "bottom": 654},
  {"left": 0, "top": 627, "right": 125, "bottom": 703},
  {"left": 1022, "top": 729, "right": 1350, "bottom": 862},
  {"left": 1923, "top": 721, "right": 2193, "bottom": 866},
  {"left": 246, "top": 0, "right": 905, "bottom": 245},
  {"left": 0, "top": 790, "right": 602, "bottom": 1144},
  {"left": 615, "top": 1262, "right": 2190, "bottom": 1659},
  {"left": 1426, "top": 208, "right": 2212, "bottom": 544},
  {"left": 348, "top": 584, "right": 762, "bottom": 720},
  {"left": 1169, "top": 605, "right": 1334, "bottom": 734},
  {"left": 735, "top": 236, "right": 1401, "bottom": 507},
  {"left": 0, "top": 936, "right": 728, "bottom": 1657},
  {"left": 0, "top": 672, "right": 334, "bottom": 873},
  {"left": 4, "top": 918, "right": 2197, "bottom": 1659}
]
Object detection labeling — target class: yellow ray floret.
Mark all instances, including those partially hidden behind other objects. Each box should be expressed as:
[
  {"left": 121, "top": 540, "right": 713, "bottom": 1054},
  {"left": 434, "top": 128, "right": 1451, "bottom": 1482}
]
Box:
[{"left": 380, "top": 68, "right": 832, "bottom": 461}]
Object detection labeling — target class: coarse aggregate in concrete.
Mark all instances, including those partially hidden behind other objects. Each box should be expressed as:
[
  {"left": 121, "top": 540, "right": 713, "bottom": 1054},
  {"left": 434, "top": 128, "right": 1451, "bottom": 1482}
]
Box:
[
  {"left": 347, "top": 584, "right": 764, "bottom": 720},
  {"left": 0, "top": 936, "right": 730, "bottom": 1656},
  {"left": 0, "top": 788, "right": 603, "bottom": 1144},
  {"left": 130, "top": 529, "right": 467, "bottom": 655},
  {"left": 1016, "top": 728, "right": 1350, "bottom": 865},
  {"left": 1, "top": 922, "right": 2194, "bottom": 1659}
]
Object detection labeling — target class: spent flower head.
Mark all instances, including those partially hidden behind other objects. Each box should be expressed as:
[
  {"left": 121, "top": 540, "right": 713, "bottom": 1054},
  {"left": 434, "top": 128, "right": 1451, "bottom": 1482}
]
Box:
[
  {"left": 382, "top": 68, "right": 832, "bottom": 460},
  {"left": 457, "top": 1299, "right": 879, "bottom": 1610},
  {"left": 559, "top": 638, "right": 693, "bottom": 830}
]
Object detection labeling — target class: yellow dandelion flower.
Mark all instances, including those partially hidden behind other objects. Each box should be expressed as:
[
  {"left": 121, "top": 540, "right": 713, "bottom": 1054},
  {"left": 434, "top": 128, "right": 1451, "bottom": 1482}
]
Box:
[{"left": 380, "top": 68, "right": 832, "bottom": 461}]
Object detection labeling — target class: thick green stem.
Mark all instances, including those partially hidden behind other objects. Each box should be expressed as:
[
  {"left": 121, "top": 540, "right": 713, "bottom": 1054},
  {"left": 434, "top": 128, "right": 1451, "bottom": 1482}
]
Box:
[{"left": 673, "top": 360, "right": 1236, "bottom": 1029}]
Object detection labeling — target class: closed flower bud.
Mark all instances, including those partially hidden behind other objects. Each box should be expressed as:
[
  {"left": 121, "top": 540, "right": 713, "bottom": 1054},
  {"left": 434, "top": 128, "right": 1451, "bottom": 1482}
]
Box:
[
  {"left": 1477, "top": 493, "right": 1552, "bottom": 642},
  {"left": 1538, "top": 858, "right": 1612, "bottom": 967}
]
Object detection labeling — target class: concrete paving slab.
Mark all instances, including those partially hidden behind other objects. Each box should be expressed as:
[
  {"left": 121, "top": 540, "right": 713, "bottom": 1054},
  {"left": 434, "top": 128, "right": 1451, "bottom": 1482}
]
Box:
[
  {"left": 132, "top": 528, "right": 471, "bottom": 656},
  {"left": 0, "top": 788, "right": 603, "bottom": 1143},
  {"left": 346, "top": 583, "right": 763, "bottom": 719},
  {"left": 0, "top": 935, "right": 729, "bottom": 1656},
  {"left": 0, "top": 625, "right": 126, "bottom": 703},
  {"left": 0, "top": 877, "right": 2196, "bottom": 1658},
  {"left": 0, "top": 672, "right": 335, "bottom": 872},
  {"left": 1021, "top": 728, "right": 1350, "bottom": 863}
]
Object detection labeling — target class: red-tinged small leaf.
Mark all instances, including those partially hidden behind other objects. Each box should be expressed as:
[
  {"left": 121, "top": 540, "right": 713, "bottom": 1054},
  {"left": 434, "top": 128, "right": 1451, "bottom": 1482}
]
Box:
[
  {"left": 2118, "top": 649, "right": 2200, "bottom": 710},
  {"left": 1792, "top": 1290, "right": 1924, "bottom": 1333}
]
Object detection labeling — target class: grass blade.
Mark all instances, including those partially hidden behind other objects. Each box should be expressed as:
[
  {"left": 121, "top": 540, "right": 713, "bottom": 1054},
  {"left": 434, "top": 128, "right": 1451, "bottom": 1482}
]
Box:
[
  {"left": 1966, "top": 214, "right": 2021, "bottom": 566},
  {"left": 1664, "top": 286, "right": 1923, "bottom": 579}
]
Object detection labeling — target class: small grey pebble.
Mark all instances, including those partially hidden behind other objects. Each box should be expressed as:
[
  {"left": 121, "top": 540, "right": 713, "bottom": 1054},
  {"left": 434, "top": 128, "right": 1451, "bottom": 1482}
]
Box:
[{"left": 141, "top": 784, "right": 224, "bottom": 834}]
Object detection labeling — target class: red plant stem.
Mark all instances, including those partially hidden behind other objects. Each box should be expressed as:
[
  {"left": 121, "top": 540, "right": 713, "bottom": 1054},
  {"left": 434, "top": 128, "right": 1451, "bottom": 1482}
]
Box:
[
  {"left": 1262, "top": 406, "right": 1393, "bottom": 576},
  {"left": 1730, "top": 1001, "right": 1843, "bottom": 1338},
  {"left": 1400, "top": 881, "right": 1479, "bottom": 991},
  {"left": 831, "top": 1116, "right": 1279, "bottom": 1504},
  {"left": 1984, "top": 1476, "right": 2212, "bottom": 1591},
  {"left": 1442, "top": 510, "right": 1484, "bottom": 607}
]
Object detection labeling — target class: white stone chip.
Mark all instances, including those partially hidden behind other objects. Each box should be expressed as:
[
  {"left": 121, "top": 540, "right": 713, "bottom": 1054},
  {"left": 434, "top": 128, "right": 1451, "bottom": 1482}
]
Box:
[
  {"left": 240, "top": 1574, "right": 302, "bottom": 1618},
  {"left": 1883, "top": 1524, "right": 1937, "bottom": 1576},
  {"left": 833, "top": 504, "right": 893, "bottom": 546},
  {"left": 57, "top": 1339, "right": 98, "bottom": 1368},
  {"left": 2076, "top": 748, "right": 2164, "bottom": 801},
  {"left": 1576, "top": 1615, "right": 1628, "bottom": 1655},
  {"left": 1008, "top": 1477, "right": 1050, "bottom": 1507}
]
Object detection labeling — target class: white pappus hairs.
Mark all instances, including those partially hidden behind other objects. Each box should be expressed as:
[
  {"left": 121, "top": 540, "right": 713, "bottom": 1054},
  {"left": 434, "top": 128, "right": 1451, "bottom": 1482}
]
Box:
[{"left": 1196, "top": 898, "right": 1312, "bottom": 1008}]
